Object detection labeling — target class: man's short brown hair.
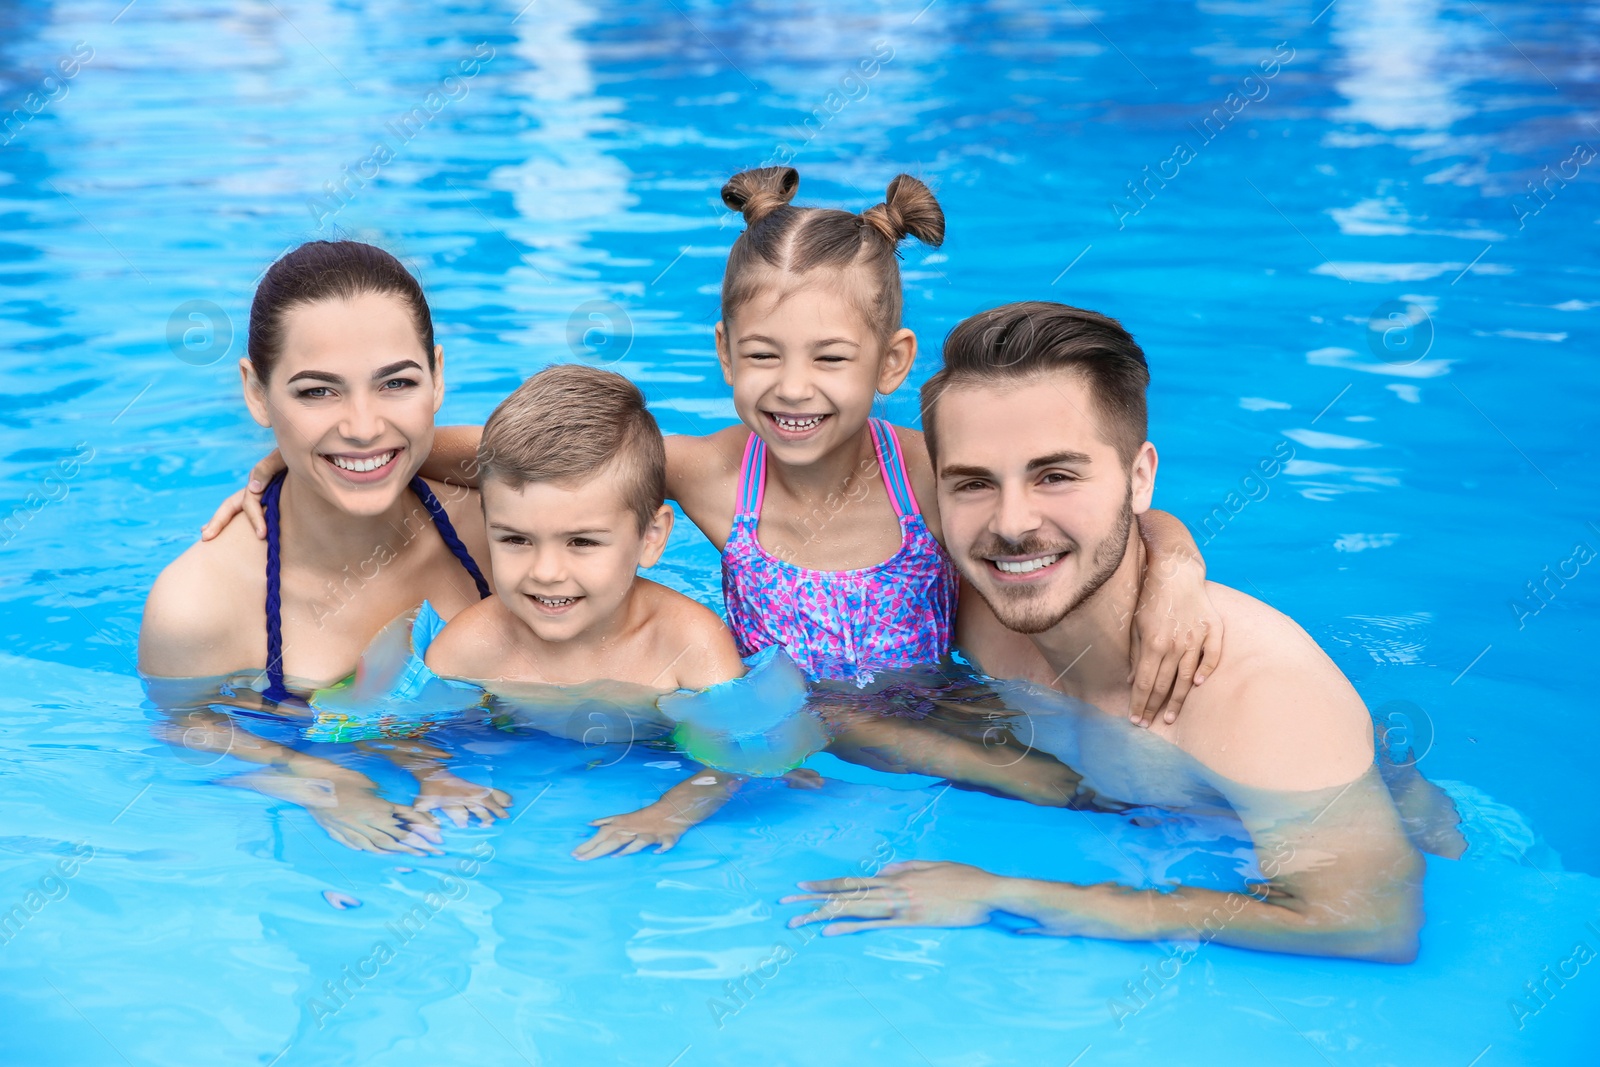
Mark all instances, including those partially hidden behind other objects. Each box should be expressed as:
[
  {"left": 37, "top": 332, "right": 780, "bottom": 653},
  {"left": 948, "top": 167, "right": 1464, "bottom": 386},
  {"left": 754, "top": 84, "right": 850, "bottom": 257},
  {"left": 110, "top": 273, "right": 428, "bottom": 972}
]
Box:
[
  {"left": 478, "top": 364, "right": 666, "bottom": 530},
  {"left": 920, "top": 302, "right": 1151, "bottom": 468}
]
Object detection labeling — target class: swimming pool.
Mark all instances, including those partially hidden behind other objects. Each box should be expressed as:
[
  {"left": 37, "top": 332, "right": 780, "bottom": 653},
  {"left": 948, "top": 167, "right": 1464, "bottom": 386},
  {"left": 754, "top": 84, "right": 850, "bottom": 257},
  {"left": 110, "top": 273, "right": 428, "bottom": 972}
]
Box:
[{"left": 3, "top": 0, "right": 1598, "bottom": 1063}]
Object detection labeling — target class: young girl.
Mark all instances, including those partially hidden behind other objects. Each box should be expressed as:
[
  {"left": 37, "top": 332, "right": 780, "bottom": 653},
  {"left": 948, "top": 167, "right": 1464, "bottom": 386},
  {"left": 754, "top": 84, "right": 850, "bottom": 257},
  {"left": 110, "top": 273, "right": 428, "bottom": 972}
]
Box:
[{"left": 207, "top": 168, "right": 1219, "bottom": 722}]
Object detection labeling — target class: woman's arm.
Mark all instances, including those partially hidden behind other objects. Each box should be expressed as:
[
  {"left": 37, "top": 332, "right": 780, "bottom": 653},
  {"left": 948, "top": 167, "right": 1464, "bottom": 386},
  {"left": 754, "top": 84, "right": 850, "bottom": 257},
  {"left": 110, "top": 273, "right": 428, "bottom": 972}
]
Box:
[{"left": 147, "top": 686, "right": 445, "bottom": 856}]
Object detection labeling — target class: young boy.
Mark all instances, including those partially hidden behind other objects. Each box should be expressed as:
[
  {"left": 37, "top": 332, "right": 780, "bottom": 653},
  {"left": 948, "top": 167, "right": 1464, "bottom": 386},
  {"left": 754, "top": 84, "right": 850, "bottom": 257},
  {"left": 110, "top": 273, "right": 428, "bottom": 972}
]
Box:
[{"left": 425, "top": 365, "right": 759, "bottom": 859}]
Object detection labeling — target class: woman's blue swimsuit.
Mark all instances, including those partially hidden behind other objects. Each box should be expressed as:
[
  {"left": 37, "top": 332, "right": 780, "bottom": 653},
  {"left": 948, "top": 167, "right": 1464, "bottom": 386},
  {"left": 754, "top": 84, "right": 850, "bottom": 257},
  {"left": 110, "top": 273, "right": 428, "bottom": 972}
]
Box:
[{"left": 260, "top": 470, "right": 490, "bottom": 703}]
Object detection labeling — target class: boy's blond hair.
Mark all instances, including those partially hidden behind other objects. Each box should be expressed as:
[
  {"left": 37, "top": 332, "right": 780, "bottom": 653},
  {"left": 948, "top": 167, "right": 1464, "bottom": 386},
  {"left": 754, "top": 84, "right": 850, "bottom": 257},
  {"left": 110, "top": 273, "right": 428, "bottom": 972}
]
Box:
[{"left": 478, "top": 364, "right": 666, "bottom": 531}]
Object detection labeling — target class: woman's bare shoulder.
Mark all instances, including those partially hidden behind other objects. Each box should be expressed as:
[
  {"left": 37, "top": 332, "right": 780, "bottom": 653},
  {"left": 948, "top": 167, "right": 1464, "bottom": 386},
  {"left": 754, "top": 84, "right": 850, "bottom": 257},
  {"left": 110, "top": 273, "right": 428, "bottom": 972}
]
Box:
[
  {"left": 421, "top": 477, "right": 489, "bottom": 572},
  {"left": 138, "top": 514, "right": 265, "bottom": 677}
]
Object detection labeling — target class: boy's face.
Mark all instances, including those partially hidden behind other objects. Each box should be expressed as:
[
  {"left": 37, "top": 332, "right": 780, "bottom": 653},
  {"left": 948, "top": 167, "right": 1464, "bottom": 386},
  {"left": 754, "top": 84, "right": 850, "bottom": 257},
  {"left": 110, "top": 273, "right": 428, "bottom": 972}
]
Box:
[{"left": 482, "top": 464, "right": 672, "bottom": 645}]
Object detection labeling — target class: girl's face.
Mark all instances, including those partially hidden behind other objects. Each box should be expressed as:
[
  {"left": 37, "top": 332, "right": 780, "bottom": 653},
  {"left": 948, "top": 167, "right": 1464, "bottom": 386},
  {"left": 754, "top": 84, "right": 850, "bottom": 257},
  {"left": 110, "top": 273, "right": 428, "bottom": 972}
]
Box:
[
  {"left": 241, "top": 291, "right": 443, "bottom": 517},
  {"left": 716, "top": 273, "right": 916, "bottom": 467}
]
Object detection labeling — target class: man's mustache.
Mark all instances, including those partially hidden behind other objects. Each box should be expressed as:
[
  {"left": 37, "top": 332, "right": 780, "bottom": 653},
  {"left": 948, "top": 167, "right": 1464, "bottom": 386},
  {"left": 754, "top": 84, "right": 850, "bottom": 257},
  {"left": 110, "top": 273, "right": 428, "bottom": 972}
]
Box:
[{"left": 968, "top": 532, "right": 1077, "bottom": 564}]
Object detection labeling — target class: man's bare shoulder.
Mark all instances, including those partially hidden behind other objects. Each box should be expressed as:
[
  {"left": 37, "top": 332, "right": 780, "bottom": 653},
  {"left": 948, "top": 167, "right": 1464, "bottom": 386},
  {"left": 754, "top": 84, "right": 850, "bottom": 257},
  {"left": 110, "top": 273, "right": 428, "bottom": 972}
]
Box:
[
  {"left": 634, "top": 579, "right": 743, "bottom": 690},
  {"left": 138, "top": 514, "right": 265, "bottom": 678},
  {"left": 425, "top": 596, "right": 525, "bottom": 681},
  {"left": 1174, "top": 582, "right": 1373, "bottom": 791}
]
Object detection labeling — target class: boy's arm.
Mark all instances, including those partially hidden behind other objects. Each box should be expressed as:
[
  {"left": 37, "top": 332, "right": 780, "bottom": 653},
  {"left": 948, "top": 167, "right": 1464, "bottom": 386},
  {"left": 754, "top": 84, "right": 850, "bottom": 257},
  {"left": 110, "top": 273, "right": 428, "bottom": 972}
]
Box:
[
  {"left": 573, "top": 767, "right": 744, "bottom": 860},
  {"left": 201, "top": 425, "right": 486, "bottom": 542},
  {"left": 1129, "top": 510, "right": 1223, "bottom": 726},
  {"left": 573, "top": 604, "right": 762, "bottom": 860}
]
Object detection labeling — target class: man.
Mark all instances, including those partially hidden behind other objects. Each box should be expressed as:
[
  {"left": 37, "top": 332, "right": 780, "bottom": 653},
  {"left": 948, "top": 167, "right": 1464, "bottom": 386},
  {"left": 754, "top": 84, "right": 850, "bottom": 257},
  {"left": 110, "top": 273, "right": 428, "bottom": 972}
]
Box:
[{"left": 783, "top": 301, "right": 1436, "bottom": 962}]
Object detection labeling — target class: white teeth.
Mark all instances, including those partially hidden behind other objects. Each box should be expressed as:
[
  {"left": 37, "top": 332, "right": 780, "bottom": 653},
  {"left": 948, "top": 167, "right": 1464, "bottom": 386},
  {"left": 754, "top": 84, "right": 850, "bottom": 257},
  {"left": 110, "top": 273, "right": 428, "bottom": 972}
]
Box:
[
  {"left": 534, "top": 595, "right": 576, "bottom": 607},
  {"left": 329, "top": 450, "right": 396, "bottom": 473},
  {"left": 994, "top": 554, "right": 1061, "bottom": 574},
  {"left": 773, "top": 414, "right": 824, "bottom": 432}
]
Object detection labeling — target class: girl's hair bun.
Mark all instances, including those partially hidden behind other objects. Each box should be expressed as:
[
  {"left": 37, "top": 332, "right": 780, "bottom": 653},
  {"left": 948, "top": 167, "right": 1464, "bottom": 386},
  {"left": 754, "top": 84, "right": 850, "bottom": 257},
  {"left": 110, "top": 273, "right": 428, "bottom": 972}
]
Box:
[
  {"left": 721, "top": 167, "right": 801, "bottom": 225},
  {"left": 861, "top": 174, "right": 944, "bottom": 250}
]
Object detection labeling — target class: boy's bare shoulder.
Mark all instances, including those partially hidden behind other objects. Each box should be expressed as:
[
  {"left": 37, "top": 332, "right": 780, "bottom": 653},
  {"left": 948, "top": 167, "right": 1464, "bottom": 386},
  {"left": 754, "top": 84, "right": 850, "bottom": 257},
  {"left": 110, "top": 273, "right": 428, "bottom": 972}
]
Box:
[
  {"left": 1176, "top": 582, "right": 1373, "bottom": 791},
  {"left": 634, "top": 579, "right": 743, "bottom": 690},
  {"left": 139, "top": 513, "right": 265, "bottom": 677},
  {"left": 426, "top": 596, "right": 523, "bottom": 680}
]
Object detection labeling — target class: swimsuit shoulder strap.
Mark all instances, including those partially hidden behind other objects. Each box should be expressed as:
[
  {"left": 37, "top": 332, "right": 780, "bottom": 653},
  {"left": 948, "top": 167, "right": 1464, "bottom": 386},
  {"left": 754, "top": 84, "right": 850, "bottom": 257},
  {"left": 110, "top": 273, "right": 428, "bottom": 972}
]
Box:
[
  {"left": 735, "top": 430, "right": 767, "bottom": 518},
  {"left": 259, "top": 473, "right": 491, "bottom": 704},
  {"left": 408, "top": 476, "right": 492, "bottom": 599},
  {"left": 261, "top": 471, "right": 293, "bottom": 703},
  {"left": 868, "top": 418, "right": 921, "bottom": 519}
]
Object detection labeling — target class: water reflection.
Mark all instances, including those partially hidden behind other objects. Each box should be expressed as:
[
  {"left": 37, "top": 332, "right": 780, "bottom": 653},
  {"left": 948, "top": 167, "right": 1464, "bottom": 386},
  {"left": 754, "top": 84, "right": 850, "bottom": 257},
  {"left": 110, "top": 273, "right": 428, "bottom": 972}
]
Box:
[
  {"left": 149, "top": 644, "right": 1464, "bottom": 964},
  {"left": 1331, "top": 0, "right": 1471, "bottom": 132}
]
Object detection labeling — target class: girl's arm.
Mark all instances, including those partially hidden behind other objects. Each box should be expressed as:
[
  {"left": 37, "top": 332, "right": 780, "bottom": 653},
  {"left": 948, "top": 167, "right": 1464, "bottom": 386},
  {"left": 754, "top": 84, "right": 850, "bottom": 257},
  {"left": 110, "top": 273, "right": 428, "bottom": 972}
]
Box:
[
  {"left": 1129, "top": 510, "right": 1224, "bottom": 727},
  {"left": 201, "top": 425, "right": 486, "bottom": 541}
]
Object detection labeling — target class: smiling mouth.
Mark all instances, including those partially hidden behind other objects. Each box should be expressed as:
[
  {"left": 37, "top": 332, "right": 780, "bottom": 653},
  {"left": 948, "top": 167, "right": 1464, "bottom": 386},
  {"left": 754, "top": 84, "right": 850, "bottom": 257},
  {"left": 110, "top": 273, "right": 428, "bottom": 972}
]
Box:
[
  {"left": 323, "top": 449, "right": 399, "bottom": 474},
  {"left": 989, "top": 553, "right": 1064, "bottom": 576},
  {"left": 529, "top": 594, "right": 581, "bottom": 613},
  {"left": 765, "top": 412, "right": 830, "bottom": 435}
]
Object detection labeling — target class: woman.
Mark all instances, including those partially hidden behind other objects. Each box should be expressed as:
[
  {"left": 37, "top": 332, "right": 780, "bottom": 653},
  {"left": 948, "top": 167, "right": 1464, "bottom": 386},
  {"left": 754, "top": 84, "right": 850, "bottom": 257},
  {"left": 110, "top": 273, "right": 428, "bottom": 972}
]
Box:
[{"left": 139, "top": 240, "right": 510, "bottom": 853}]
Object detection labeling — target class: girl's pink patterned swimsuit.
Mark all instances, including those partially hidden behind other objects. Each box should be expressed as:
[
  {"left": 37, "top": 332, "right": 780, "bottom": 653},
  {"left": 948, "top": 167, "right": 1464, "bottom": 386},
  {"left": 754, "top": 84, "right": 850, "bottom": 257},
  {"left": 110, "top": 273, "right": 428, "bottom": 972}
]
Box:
[{"left": 721, "top": 418, "right": 959, "bottom": 684}]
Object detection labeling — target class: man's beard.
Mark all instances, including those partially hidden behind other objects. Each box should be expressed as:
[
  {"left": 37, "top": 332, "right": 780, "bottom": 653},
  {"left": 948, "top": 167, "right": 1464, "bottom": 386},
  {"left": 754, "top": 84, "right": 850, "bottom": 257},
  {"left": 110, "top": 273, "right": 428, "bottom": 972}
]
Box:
[{"left": 967, "top": 495, "right": 1134, "bottom": 636}]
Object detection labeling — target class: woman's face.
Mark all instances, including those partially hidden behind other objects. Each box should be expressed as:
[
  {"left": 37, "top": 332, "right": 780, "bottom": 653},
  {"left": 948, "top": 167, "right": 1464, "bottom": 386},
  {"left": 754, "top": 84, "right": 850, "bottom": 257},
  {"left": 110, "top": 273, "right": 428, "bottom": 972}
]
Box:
[{"left": 241, "top": 291, "right": 443, "bottom": 517}]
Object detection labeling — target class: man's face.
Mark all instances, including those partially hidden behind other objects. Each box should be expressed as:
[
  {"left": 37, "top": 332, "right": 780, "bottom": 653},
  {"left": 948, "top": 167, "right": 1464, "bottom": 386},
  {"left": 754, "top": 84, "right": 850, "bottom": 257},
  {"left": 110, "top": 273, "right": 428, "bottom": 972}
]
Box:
[{"left": 934, "top": 371, "right": 1156, "bottom": 634}]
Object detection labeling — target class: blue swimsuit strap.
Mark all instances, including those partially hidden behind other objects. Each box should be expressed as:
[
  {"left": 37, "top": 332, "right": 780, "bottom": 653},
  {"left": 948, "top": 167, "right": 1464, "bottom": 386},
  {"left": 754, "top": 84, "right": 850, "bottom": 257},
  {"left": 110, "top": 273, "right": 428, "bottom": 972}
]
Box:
[
  {"left": 261, "top": 472, "right": 293, "bottom": 703},
  {"left": 407, "top": 476, "right": 492, "bottom": 599},
  {"left": 261, "top": 471, "right": 490, "bottom": 703}
]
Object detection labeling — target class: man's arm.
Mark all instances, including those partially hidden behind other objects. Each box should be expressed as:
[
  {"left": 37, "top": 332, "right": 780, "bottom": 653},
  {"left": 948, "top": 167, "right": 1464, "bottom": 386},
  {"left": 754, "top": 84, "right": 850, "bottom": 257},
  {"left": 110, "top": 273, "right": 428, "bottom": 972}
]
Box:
[
  {"left": 788, "top": 590, "right": 1424, "bottom": 962},
  {"left": 786, "top": 768, "right": 1421, "bottom": 962}
]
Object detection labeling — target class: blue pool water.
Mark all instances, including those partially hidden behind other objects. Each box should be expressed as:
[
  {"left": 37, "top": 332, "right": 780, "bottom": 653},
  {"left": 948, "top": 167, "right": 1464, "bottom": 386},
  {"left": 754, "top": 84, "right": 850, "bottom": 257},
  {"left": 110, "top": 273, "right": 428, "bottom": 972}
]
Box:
[{"left": 4, "top": 0, "right": 1599, "bottom": 1063}]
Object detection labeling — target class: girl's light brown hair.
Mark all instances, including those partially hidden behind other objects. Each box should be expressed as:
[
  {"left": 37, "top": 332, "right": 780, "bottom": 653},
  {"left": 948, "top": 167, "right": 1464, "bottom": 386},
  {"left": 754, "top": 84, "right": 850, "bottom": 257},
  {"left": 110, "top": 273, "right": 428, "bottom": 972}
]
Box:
[{"left": 718, "top": 167, "right": 944, "bottom": 340}]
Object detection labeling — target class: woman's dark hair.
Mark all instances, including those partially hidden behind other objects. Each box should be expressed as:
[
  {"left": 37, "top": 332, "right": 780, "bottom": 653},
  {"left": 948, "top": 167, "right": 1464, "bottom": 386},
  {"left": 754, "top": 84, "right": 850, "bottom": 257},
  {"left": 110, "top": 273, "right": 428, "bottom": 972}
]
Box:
[
  {"left": 247, "top": 241, "right": 434, "bottom": 381},
  {"left": 719, "top": 167, "right": 943, "bottom": 340},
  {"left": 921, "top": 302, "right": 1151, "bottom": 468}
]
